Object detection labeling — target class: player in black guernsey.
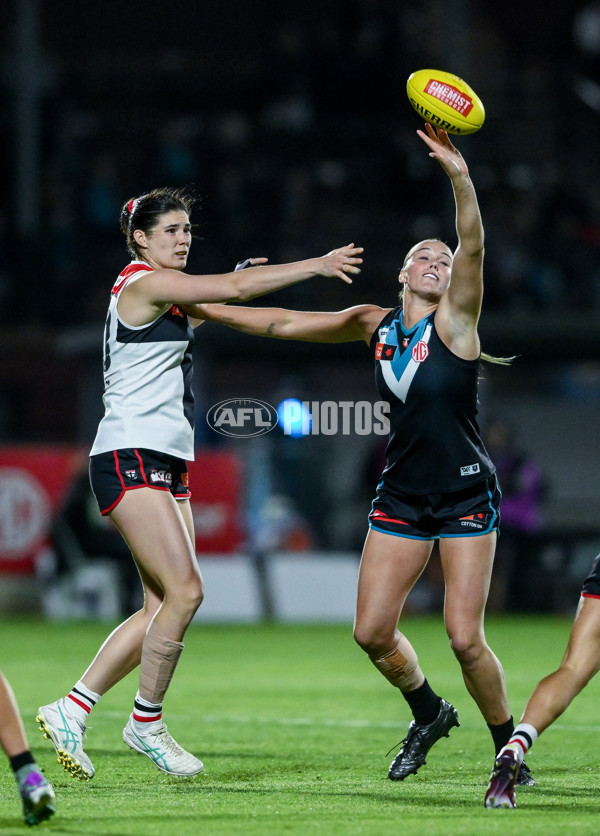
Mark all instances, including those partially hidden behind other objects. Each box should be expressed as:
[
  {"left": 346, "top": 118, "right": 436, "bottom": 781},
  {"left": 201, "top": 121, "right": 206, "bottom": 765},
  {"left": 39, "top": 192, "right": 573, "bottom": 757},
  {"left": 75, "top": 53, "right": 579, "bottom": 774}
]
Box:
[
  {"left": 36, "top": 186, "right": 363, "bottom": 781},
  {"left": 371, "top": 303, "right": 495, "bottom": 497},
  {"left": 200, "top": 124, "right": 534, "bottom": 786}
]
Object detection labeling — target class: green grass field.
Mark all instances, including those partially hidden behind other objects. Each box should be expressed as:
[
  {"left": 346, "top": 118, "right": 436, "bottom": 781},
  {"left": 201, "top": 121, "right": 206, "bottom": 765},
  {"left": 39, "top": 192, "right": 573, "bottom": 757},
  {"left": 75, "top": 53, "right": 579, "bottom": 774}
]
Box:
[{"left": 1, "top": 615, "right": 598, "bottom": 835}]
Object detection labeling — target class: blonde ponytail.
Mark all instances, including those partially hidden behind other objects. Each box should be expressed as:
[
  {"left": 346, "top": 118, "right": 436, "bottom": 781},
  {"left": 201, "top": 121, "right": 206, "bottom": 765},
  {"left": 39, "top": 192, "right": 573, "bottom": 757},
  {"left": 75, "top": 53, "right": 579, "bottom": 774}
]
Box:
[{"left": 480, "top": 352, "right": 515, "bottom": 366}]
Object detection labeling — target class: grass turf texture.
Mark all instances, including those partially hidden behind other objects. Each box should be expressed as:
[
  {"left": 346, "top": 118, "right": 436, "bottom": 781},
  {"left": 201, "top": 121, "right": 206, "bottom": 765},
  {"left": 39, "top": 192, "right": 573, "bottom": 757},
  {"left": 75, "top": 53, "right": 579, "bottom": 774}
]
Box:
[{"left": 1, "top": 615, "right": 598, "bottom": 835}]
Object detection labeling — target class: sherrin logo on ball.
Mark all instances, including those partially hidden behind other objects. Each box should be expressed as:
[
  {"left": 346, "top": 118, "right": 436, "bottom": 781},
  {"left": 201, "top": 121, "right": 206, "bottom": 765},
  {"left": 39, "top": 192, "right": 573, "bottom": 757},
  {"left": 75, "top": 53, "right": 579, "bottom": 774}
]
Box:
[{"left": 406, "top": 69, "right": 485, "bottom": 135}]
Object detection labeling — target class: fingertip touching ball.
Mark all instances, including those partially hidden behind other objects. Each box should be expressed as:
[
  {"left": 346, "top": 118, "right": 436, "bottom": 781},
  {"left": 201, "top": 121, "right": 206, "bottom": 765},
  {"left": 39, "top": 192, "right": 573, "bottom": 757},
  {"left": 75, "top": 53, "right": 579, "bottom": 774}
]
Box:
[{"left": 406, "top": 69, "right": 485, "bottom": 135}]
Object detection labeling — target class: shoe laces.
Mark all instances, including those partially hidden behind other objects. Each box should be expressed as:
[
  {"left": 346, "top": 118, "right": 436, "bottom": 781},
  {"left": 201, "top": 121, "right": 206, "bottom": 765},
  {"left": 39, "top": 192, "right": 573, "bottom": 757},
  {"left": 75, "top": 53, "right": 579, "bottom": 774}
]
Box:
[
  {"left": 385, "top": 741, "right": 402, "bottom": 758},
  {"left": 148, "top": 724, "right": 189, "bottom": 757},
  {"left": 385, "top": 721, "right": 423, "bottom": 758}
]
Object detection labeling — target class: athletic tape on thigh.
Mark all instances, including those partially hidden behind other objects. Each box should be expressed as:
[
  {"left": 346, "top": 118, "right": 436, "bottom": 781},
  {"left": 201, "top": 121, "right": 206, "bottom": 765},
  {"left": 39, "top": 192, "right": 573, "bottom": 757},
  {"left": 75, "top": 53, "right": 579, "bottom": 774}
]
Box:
[
  {"left": 372, "top": 642, "right": 422, "bottom": 691},
  {"left": 138, "top": 621, "right": 184, "bottom": 704}
]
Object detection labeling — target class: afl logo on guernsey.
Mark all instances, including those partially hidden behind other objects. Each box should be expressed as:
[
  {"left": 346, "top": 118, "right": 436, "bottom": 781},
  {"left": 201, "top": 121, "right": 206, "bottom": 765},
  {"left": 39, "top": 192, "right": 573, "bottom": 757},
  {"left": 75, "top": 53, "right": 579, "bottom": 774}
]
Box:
[{"left": 412, "top": 341, "right": 429, "bottom": 363}]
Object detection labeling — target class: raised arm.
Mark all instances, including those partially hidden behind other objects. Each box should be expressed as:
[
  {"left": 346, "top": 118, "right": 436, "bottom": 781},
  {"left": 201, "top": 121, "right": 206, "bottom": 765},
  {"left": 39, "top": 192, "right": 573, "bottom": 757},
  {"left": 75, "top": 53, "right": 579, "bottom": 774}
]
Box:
[
  {"left": 196, "top": 303, "right": 388, "bottom": 345},
  {"left": 417, "top": 124, "right": 484, "bottom": 327}
]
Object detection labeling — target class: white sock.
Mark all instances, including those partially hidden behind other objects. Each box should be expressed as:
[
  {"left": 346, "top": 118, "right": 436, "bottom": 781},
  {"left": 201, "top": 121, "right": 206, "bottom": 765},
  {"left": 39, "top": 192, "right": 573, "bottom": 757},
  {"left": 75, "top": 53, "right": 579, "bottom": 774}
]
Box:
[
  {"left": 65, "top": 680, "right": 101, "bottom": 724},
  {"left": 131, "top": 692, "right": 163, "bottom": 732},
  {"left": 504, "top": 723, "right": 539, "bottom": 763}
]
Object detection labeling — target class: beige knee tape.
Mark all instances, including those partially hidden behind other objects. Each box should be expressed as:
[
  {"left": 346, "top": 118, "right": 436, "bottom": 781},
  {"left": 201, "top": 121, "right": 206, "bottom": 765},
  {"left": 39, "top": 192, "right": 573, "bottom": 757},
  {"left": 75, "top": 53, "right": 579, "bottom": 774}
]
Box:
[
  {"left": 372, "top": 643, "right": 422, "bottom": 691},
  {"left": 139, "top": 621, "right": 184, "bottom": 704}
]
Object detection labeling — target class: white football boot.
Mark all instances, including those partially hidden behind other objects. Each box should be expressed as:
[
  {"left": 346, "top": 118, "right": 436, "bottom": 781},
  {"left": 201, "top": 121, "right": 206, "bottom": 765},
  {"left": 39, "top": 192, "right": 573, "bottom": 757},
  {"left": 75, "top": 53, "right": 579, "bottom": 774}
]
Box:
[{"left": 123, "top": 715, "right": 204, "bottom": 776}]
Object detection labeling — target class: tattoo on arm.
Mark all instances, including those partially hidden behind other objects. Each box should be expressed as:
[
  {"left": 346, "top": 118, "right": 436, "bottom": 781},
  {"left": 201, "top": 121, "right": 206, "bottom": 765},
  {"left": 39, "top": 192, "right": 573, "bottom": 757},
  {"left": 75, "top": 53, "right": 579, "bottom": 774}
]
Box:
[{"left": 266, "top": 322, "right": 276, "bottom": 335}]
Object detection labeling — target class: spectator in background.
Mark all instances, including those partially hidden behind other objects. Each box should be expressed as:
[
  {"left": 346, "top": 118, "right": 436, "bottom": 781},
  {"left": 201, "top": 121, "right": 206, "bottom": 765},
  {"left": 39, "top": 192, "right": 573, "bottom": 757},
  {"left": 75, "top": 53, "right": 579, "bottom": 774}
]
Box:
[{"left": 485, "top": 418, "right": 548, "bottom": 611}]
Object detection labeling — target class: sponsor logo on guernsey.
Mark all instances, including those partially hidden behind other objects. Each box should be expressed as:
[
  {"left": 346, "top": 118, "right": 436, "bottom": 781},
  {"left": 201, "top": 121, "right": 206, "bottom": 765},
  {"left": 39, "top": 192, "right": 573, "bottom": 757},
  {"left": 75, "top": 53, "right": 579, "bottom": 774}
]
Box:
[
  {"left": 379, "top": 321, "right": 433, "bottom": 403},
  {"left": 150, "top": 469, "right": 173, "bottom": 485},
  {"left": 460, "top": 463, "right": 481, "bottom": 477},
  {"left": 411, "top": 341, "right": 429, "bottom": 363},
  {"left": 378, "top": 326, "right": 390, "bottom": 342},
  {"left": 375, "top": 343, "right": 397, "bottom": 361},
  {"left": 425, "top": 79, "right": 474, "bottom": 116}
]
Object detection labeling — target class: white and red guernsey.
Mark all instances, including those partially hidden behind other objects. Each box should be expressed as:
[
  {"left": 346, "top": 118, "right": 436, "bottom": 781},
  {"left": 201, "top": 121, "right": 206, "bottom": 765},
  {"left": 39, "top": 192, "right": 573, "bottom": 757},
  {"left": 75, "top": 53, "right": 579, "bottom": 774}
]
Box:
[{"left": 90, "top": 262, "right": 195, "bottom": 461}]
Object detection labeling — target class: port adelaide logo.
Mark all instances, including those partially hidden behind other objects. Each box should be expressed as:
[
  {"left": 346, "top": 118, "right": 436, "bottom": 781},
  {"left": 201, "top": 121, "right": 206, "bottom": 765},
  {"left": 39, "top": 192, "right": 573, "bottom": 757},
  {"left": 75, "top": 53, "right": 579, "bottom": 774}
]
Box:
[{"left": 206, "top": 398, "right": 278, "bottom": 438}]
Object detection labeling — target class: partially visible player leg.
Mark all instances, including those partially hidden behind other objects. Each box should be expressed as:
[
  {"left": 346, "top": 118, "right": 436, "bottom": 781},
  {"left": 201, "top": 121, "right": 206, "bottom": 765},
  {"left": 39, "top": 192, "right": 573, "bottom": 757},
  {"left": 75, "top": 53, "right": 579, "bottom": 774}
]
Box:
[
  {"left": 1, "top": 673, "right": 56, "bottom": 826},
  {"left": 354, "top": 529, "right": 459, "bottom": 780},
  {"left": 37, "top": 566, "right": 163, "bottom": 780},
  {"left": 486, "top": 594, "right": 600, "bottom": 808},
  {"left": 441, "top": 532, "right": 508, "bottom": 725},
  {"left": 520, "top": 596, "right": 600, "bottom": 732},
  {"left": 112, "top": 491, "right": 205, "bottom": 776},
  {"left": 440, "top": 533, "right": 536, "bottom": 782}
]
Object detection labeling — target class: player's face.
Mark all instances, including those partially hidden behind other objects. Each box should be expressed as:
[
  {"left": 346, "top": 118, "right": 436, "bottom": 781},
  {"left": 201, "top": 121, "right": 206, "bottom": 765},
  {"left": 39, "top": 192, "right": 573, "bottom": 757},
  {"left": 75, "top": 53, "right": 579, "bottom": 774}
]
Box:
[
  {"left": 140, "top": 210, "right": 192, "bottom": 270},
  {"left": 400, "top": 242, "right": 453, "bottom": 299}
]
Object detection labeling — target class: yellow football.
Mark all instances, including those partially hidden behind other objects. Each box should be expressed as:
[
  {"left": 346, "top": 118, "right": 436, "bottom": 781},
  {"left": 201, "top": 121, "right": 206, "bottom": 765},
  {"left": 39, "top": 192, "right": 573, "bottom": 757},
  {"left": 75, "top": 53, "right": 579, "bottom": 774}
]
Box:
[{"left": 406, "top": 69, "right": 485, "bottom": 135}]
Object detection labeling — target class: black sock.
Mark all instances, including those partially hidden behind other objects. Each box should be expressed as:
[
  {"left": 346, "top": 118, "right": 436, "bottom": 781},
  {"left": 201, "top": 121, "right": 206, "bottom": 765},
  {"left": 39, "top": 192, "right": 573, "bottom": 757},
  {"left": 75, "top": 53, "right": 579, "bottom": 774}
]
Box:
[
  {"left": 401, "top": 678, "right": 441, "bottom": 725},
  {"left": 488, "top": 716, "right": 514, "bottom": 754},
  {"left": 10, "top": 751, "right": 35, "bottom": 773}
]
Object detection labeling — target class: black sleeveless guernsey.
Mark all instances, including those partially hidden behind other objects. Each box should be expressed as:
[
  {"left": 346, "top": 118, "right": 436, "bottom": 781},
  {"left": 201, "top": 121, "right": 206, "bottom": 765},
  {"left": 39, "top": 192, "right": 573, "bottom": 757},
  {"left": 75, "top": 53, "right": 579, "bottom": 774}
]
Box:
[{"left": 370, "top": 306, "right": 495, "bottom": 495}]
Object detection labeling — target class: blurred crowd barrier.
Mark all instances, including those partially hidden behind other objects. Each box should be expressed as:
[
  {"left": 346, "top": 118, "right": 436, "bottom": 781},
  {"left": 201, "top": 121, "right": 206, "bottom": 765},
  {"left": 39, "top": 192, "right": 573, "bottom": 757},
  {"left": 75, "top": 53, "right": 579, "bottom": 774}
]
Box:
[
  {"left": 0, "top": 444, "right": 245, "bottom": 617},
  {"left": 1, "top": 443, "right": 600, "bottom": 621},
  {"left": 0, "top": 444, "right": 244, "bottom": 572}
]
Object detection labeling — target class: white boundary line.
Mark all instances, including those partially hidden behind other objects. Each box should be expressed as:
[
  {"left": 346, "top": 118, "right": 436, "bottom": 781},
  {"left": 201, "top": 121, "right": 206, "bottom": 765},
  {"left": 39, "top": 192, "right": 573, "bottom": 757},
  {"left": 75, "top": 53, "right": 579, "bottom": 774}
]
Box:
[{"left": 99, "top": 711, "right": 600, "bottom": 732}]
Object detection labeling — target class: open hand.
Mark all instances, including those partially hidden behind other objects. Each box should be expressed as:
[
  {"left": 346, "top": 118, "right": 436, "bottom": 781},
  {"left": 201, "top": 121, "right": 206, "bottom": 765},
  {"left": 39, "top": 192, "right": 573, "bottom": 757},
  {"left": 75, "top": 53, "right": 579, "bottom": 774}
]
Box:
[
  {"left": 417, "top": 123, "right": 469, "bottom": 179},
  {"left": 323, "top": 244, "right": 364, "bottom": 283}
]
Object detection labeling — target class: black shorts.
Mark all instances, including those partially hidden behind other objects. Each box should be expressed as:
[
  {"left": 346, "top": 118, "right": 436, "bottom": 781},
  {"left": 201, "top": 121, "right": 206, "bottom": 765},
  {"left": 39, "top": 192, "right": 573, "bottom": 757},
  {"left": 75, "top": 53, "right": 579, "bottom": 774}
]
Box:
[
  {"left": 368, "top": 474, "right": 501, "bottom": 540},
  {"left": 89, "top": 448, "right": 191, "bottom": 516},
  {"left": 581, "top": 554, "right": 600, "bottom": 598}
]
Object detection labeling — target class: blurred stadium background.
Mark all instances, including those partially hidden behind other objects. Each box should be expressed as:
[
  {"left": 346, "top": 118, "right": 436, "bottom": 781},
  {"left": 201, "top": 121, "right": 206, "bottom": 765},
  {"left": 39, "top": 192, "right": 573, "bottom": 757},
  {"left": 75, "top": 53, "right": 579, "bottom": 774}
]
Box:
[{"left": 3, "top": 0, "right": 600, "bottom": 618}]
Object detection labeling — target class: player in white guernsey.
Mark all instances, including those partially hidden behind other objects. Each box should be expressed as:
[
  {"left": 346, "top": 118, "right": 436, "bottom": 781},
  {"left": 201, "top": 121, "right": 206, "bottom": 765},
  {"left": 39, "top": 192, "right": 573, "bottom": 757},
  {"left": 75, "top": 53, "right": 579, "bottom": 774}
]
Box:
[
  {"left": 486, "top": 554, "right": 600, "bottom": 808},
  {"left": 36, "top": 186, "right": 363, "bottom": 779},
  {"left": 197, "top": 126, "right": 533, "bottom": 787},
  {"left": 91, "top": 258, "right": 196, "bottom": 462}
]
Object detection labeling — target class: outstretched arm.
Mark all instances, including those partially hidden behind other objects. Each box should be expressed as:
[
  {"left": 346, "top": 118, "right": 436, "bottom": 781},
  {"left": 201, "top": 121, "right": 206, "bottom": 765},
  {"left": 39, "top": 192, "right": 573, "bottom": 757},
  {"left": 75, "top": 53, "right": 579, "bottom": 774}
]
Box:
[
  {"left": 125, "top": 245, "right": 363, "bottom": 310},
  {"left": 417, "top": 124, "right": 484, "bottom": 326},
  {"left": 196, "top": 303, "right": 388, "bottom": 345}
]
